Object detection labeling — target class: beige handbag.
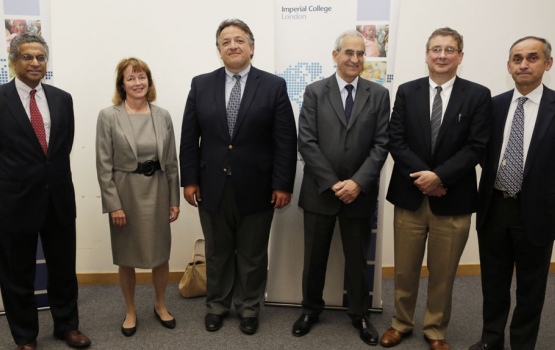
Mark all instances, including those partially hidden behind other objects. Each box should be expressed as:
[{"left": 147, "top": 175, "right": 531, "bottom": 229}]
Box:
[{"left": 178, "top": 238, "right": 207, "bottom": 298}]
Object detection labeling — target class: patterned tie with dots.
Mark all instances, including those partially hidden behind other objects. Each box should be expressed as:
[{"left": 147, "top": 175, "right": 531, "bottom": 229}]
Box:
[
  {"left": 495, "top": 96, "right": 528, "bottom": 196},
  {"left": 227, "top": 74, "right": 242, "bottom": 137},
  {"left": 30, "top": 89, "right": 48, "bottom": 155}
]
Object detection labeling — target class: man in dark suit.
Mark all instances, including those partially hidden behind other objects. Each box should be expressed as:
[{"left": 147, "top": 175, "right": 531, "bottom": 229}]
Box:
[
  {"left": 292, "top": 30, "right": 389, "bottom": 346},
  {"left": 0, "top": 34, "right": 91, "bottom": 350},
  {"left": 180, "top": 19, "right": 297, "bottom": 335},
  {"left": 382, "top": 28, "right": 491, "bottom": 350},
  {"left": 469, "top": 36, "right": 554, "bottom": 350}
]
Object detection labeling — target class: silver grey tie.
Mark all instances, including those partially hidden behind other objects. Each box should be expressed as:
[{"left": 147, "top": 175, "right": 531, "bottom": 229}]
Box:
[
  {"left": 430, "top": 85, "right": 443, "bottom": 153},
  {"left": 227, "top": 74, "right": 241, "bottom": 137},
  {"left": 495, "top": 96, "right": 528, "bottom": 196}
]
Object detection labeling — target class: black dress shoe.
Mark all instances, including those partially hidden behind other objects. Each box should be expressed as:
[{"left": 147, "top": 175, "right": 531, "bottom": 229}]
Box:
[
  {"left": 292, "top": 313, "right": 319, "bottom": 337},
  {"left": 154, "top": 308, "right": 176, "bottom": 329},
  {"left": 468, "top": 341, "right": 504, "bottom": 350},
  {"left": 205, "top": 313, "right": 224, "bottom": 332},
  {"left": 239, "top": 317, "right": 259, "bottom": 335},
  {"left": 121, "top": 317, "right": 137, "bottom": 337},
  {"left": 353, "top": 317, "right": 379, "bottom": 346}
]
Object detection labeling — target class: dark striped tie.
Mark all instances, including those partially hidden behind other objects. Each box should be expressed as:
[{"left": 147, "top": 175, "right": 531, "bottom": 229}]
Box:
[
  {"left": 345, "top": 84, "right": 354, "bottom": 124},
  {"left": 430, "top": 85, "right": 442, "bottom": 153}
]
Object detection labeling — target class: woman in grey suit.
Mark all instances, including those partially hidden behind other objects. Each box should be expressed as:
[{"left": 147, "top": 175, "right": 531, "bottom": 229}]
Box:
[{"left": 96, "top": 58, "right": 180, "bottom": 337}]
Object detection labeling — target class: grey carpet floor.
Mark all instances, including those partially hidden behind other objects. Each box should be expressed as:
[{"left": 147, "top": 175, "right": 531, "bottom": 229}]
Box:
[{"left": 1, "top": 275, "right": 555, "bottom": 349}]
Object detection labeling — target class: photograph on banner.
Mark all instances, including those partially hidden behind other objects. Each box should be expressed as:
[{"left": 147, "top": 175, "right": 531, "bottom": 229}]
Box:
[
  {"left": 356, "top": 23, "right": 388, "bottom": 58},
  {"left": 4, "top": 17, "right": 43, "bottom": 79},
  {"left": 361, "top": 60, "right": 387, "bottom": 85}
]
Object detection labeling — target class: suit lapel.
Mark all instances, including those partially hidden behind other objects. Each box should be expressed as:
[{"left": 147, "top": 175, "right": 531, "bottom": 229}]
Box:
[
  {"left": 4, "top": 80, "right": 46, "bottom": 156},
  {"left": 114, "top": 103, "right": 138, "bottom": 158},
  {"left": 435, "top": 77, "right": 464, "bottom": 148},
  {"left": 491, "top": 92, "right": 512, "bottom": 176},
  {"left": 525, "top": 85, "right": 555, "bottom": 176},
  {"left": 233, "top": 66, "right": 260, "bottom": 139},
  {"left": 414, "top": 78, "right": 433, "bottom": 154},
  {"left": 350, "top": 79, "right": 370, "bottom": 129},
  {"left": 150, "top": 104, "right": 165, "bottom": 162},
  {"left": 326, "top": 76, "right": 347, "bottom": 127},
  {"left": 214, "top": 68, "right": 228, "bottom": 138}
]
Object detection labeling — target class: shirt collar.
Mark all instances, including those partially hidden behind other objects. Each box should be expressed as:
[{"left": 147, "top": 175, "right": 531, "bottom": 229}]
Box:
[
  {"left": 225, "top": 65, "right": 251, "bottom": 82},
  {"left": 512, "top": 84, "right": 543, "bottom": 105},
  {"left": 15, "top": 77, "right": 44, "bottom": 96},
  {"left": 429, "top": 75, "right": 456, "bottom": 92},
  {"left": 335, "top": 73, "right": 359, "bottom": 93}
]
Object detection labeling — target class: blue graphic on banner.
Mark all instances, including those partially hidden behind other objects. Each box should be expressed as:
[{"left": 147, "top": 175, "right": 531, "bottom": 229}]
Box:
[
  {"left": 276, "top": 62, "right": 325, "bottom": 111},
  {"left": 357, "top": 0, "right": 390, "bottom": 21}
]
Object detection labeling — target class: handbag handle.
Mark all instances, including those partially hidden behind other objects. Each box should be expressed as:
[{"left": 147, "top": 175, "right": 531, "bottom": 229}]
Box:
[{"left": 190, "top": 238, "right": 205, "bottom": 262}]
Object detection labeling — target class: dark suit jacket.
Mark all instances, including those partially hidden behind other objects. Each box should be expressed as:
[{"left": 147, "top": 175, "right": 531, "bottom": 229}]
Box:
[
  {"left": 0, "top": 79, "right": 76, "bottom": 232},
  {"left": 298, "top": 75, "right": 390, "bottom": 218},
  {"left": 180, "top": 66, "right": 297, "bottom": 215},
  {"left": 387, "top": 76, "right": 491, "bottom": 216},
  {"left": 477, "top": 85, "right": 555, "bottom": 246}
]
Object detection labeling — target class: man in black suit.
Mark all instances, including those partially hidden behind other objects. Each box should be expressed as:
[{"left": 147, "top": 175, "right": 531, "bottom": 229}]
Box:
[
  {"left": 383, "top": 28, "right": 491, "bottom": 350},
  {"left": 292, "top": 30, "right": 389, "bottom": 346},
  {"left": 469, "top": 36, "right": 554, "bottom": 350},
  {"left": 180, "top": 19, "right": 297, "bottom": 335},
  {"left": 0, "top": 33, "right": 91, "bottom": 350}
]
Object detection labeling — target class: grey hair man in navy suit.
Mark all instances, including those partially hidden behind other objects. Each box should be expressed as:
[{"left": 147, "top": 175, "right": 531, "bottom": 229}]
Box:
[{"left": 469, "top": 36, "right": 554, "bottom": 350}]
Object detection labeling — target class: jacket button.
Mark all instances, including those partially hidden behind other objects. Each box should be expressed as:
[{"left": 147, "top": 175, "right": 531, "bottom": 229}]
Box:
[
  {"left": 228, "top": 145, "right": 233, "bottom": 150},
  {"left": 223, "top": 168, "right": 228, "bottom": 173}
]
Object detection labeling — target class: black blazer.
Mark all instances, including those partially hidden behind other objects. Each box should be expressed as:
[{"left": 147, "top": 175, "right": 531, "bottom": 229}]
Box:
[
  {"left": 387, "top": 76, "right": 491, "bottom": 216},
  {"left": 477, "top": 86, "right": 555, "bottom": 246},
  {"left": 180, "top": 66, "right": 297, "bottom": 215},
  {"left": 0, "top": 79, "right": 76, "bottom": 232}
]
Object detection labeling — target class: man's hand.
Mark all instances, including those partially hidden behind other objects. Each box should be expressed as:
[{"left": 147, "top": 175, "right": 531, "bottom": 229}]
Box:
[
  {"left": 271, "top": 190, "right": 291, "bottom": 209},
  {"left": 169, "top": 206, "right": 180, "bottom": 222},
  {"left": 410, "top": 171, "right": 445, "bottom": 196},
  {"left": 183, "top": 184, "right": 201, "bottom": 207},
  {"left": 333, "top": 179, "right": 362, "bottom": 204}
]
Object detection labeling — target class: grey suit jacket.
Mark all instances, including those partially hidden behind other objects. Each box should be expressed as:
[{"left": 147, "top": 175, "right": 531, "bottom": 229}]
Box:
[
  {"left": 96, "top": 103, "right": 179, "bottom": 213},
  {"left": 298, "top": 74, "right": 390, "bottom": 218}
]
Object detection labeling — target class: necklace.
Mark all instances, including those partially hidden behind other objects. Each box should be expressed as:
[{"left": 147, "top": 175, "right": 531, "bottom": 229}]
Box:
[{"left": 125, "top": 100, "right": 150, "bottom": 114}]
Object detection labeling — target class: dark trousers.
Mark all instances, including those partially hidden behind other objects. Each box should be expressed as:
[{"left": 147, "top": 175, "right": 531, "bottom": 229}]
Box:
[
  {"left": 0, "top": 198, "right": 79, "bottom": 345},
  {"left": 199, "top": 181, "right": 274, "bottom": 318},
  {"left": 301, "top": 209, "right": 372, "bottom": 321},
  {"left": 478, "top": 191, "right": 553, "bottom": 350}
]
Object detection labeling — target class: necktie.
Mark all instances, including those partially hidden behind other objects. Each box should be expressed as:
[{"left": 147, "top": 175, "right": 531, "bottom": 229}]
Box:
[
  {"left": 345, "top": 84, "right": 354, "bottom": 124},
  {"left": 227, "top": 74, "right": 241, "bottom": 137},
  {"left": 30, "top": 89, "right": 48, "bottom": 155},
  {"left": 430, "top": 86, "right": 443, "bottom": 153},
  {"left": 495, "top": 96, "right": 528, "bottom": 196}
]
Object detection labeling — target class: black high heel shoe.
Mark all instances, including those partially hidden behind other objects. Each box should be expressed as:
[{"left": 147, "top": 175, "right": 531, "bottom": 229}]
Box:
[
  {"left": 154, "top": 307, "right": 176, "bottom": 329},
  {"left": 121, "top": 317, "right": 137, "bottom": 337}
]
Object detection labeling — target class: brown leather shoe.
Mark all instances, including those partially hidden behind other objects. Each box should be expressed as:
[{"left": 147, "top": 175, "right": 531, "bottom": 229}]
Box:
[
  {"left": 55, "top": 330, "right": 91, "bottom": 348},
  {"left": 427, "top": 338, "right": 450, "bottom": 350},
  {"left": 15, "top": 341, "right": 36, "bottom": 350},
  {"left": 380, "top": 327, "right": 413, "bottom": 347}
]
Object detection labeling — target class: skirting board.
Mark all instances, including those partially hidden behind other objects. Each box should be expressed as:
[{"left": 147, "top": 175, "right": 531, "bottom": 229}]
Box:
[{"left": 76, "top": 263, "right": 555, "bottom": 285}]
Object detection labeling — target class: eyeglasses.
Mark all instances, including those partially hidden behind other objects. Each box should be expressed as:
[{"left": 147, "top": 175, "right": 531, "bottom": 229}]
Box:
[
  {"left": 427, "top": 46, "right": 461, "bottom": 55},
  {"left": 18, "top": 54, "right": 48, "bottom": 63}
]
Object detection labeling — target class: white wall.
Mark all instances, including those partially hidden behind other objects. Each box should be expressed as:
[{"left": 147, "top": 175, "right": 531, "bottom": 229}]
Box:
[{"left": 48, "top": 0, "right": 555, "bottom": 273}]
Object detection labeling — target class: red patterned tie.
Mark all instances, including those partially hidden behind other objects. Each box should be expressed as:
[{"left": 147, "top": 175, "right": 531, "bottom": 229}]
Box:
[{"left": 30, "top": 89, "right": 48, "bottom": 155}]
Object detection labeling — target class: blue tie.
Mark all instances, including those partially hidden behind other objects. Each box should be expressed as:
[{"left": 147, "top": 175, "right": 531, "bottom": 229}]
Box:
[
  {"left": 227, "top": 74, "right": 241, "bottom": 137},
  {"left": 495, "top": 96, "right": 528, "bottom": 196},
  {"left": 345, "top": 84, "right": 354, "bottom": 124},
  {"left": 430, "top": 86, "right": 442, "bottom": 154}
]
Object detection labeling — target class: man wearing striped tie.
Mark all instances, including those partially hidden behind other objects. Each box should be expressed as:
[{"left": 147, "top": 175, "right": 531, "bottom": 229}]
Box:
[
  {"left": 383, "top": 28, "right": 492, "bottom": 350},
  {"left": 469, "top": 36, "right": 554, "bottom": 350}
]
